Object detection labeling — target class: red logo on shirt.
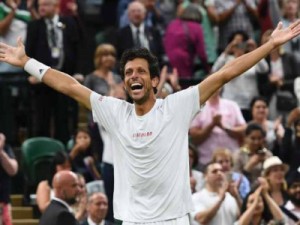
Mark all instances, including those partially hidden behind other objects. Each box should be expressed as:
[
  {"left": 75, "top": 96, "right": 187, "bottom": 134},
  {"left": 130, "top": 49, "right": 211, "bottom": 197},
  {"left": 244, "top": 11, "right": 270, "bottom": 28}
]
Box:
[
  {"left": 98, "top": 96, "right": 104, "bottom": 102},
  {"left": 132, "top": 132, "right": 153, "bottom": 138}
]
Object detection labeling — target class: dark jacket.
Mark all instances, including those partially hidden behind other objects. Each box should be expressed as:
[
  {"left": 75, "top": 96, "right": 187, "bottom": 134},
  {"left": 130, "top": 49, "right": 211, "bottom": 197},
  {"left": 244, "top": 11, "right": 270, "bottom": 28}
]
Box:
[{"left": 39, "top": 199, "right": 79, "bottom": 225}]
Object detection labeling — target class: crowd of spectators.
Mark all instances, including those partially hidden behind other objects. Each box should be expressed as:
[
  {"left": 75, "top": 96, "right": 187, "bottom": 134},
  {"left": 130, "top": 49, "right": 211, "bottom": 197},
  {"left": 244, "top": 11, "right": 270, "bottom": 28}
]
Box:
[{"left": 1, "top": 0, "right": 300, "bottom": 224}]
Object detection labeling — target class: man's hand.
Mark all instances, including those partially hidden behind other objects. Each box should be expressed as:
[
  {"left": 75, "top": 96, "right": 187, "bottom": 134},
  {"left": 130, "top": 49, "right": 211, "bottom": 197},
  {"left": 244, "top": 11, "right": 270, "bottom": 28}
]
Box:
[
  {"left": 271, "top": 20, "right": 300, "bottom": 48},
  {"left": 0, "top": 37, "right": 30, "bottom": 67},
  {"left": 212, "top": 114, "right": 222, "bottom": 127}
]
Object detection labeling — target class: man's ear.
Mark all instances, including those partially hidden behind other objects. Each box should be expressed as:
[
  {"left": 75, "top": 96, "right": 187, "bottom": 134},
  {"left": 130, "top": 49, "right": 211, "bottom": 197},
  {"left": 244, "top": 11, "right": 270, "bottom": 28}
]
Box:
[{"left": 152, "top": 76, "right": 159, "bottom": 88}]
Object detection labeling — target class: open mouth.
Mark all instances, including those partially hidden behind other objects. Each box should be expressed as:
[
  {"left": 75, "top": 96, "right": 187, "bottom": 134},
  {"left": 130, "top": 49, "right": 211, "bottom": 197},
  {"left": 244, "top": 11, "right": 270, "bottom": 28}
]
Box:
[{"left": 130, "top": 83, "right": 143, "bottom": 91}]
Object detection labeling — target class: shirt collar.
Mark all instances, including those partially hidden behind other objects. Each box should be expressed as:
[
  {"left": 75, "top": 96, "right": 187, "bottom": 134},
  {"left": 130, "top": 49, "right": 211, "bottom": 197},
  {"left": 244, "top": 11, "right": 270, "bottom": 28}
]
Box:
[
  {"left": 130, "top": 22, "right": 145, "bottom": 33},
  {"left": 52, "top": 197, "right": 74, "bottom": 213},
  {"left": 46, "top": 14, "right": 59, "bottom": 25},
  {"left": 87, "top": 216, "right": 105, "bottom": 225}
]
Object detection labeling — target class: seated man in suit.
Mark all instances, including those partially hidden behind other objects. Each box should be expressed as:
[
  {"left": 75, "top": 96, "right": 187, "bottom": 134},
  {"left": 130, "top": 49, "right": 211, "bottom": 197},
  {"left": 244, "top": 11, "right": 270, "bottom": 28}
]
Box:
[
  {"left": 81, "top": 192, "right": 113, "bottom": 225},
  {"left": 39, "top": 170, "right": 80, "bottom": 225}
]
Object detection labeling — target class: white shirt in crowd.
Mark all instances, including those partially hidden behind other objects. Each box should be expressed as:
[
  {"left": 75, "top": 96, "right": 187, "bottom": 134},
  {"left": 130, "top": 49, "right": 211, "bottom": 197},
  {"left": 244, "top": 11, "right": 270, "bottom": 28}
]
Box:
[{"left": 190, "top": 188, "right": 239, "bottom": 225}]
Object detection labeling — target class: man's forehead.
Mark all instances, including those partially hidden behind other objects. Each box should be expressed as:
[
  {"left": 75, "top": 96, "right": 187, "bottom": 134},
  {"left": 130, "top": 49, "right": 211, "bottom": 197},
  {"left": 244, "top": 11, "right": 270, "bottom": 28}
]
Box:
[{"left": 125, "top": 58, "right": 149, "bottom": 70}]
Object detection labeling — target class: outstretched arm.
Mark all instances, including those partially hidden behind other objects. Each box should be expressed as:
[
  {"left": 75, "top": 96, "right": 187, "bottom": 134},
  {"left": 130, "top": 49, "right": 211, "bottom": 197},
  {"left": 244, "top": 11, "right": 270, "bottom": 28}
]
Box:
[
  {"left": 0, "top": 38, "right": 92, "bottom": 110},
  {"left": 198, "top": 20, "right": 300, "bottom": 105}
]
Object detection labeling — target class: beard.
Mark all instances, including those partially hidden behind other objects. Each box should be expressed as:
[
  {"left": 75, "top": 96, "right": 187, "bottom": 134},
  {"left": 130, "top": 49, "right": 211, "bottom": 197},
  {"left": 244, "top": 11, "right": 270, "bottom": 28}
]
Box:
[
  {"left": 289, "top": 195, "right": 300, "bottom": 206},
  {"left": 65, "top": 197, "right": 77, "bottom": 205}
]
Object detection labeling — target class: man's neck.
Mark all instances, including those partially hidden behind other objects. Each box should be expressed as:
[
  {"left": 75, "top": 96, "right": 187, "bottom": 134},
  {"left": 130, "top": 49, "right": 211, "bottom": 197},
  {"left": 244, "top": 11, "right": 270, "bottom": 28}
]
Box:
[
  {"left": 205, "top": 184, "right": 221, "bottom": 193},
  {"left": 134, "top": 95, "right": 156, "bottom": 116}
]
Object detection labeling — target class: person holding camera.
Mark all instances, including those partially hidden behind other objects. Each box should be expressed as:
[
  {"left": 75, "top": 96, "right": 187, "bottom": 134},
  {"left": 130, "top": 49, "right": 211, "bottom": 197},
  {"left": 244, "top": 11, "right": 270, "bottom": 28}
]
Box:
[{"left": 233, "top": 123, "right": 272, "bottom": 185}]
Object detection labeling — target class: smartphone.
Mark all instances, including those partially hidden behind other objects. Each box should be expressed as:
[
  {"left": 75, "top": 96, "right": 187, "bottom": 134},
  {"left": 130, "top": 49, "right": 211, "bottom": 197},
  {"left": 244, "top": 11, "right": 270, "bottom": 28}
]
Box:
[
  {"left": 226, "top": 172, "right": 233, "bottom": 183},
  {"left": 257, "top": 147, "right": 267, "bottom": 155}
]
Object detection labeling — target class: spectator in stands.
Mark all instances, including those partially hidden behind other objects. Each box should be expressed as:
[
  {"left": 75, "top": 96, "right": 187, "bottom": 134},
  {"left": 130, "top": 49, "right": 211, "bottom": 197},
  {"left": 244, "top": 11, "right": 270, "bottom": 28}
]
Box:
[
  {"left": 26, "top": 0, "right": 80, "bottom": 143},
  {"left": 284, "top": 169, "right": 300, "bottom": 224},
  {"left": 189, "top": 143, "right": 204, "bottom": 193},
  {"left": 156, "top": 65, "right": 181, "bottom": 99},
  {"left": 257, "top": 29, "right": 299, "bottom": 122},
  {"left": 190, "top": 162, "right": 240, "bottom": 225},
  {"left": 262, "top": 156, "right": 289, "bottom": 206},
  {"left": 189, "top": 88, "right": 246, "bottom": 170},
  {"left": 81, "top": 192, "right": 113, "bottom": 225},
  {"left": 236, "top": 177, "right": 285, "bottom": 225},
  {"left": 214, "top": 0, "right": 258, "bottom": 53},
  {"left": 233, "top": 123, "right": 272, "bottom": 184},
  {"left": 36, "top": 151, "right": 71, "bottom": 213},
  {"left": 72, "top": 173, "right": 87, "bottom": 223},
  {"left": 249, "top": 96, "right": 284, "bottom": 153},
  {"left": 270, "top": 0, "right": 300, "bottom": 67},
  {"left": 280, "top": 107, "right": 300, "bottom": 173},
  {"left": 39, "top": 170, "right": 80, "bottom": 225},
  {"left": 0, "top": 133, "right": 18, "bottom": 225},
  {"left": 69, "top": 128, "right": 101, "bottom": 182},
  {"left": 0, "top": 0, "right": 37, "bottom": 138},
  {"left": 115, "top": 1, "right": 164, "bottom": 63},
  {"left": 212, "top": 148, "right": 250, "bottom": 199},
  {"left": 177, "top": 0, "right": 219, "bottom": 67},
  {"left": 119, "top": 0, "right": 165, "bottom": 31},
  {"left": 164, "top": 3, "right": 208, "bottom": 79},
  {"left": 0, "top": 0, "right": 37, "bottom": 73},
  {"left": 213, "top": 33, "right": 268, "bottom": 121}
]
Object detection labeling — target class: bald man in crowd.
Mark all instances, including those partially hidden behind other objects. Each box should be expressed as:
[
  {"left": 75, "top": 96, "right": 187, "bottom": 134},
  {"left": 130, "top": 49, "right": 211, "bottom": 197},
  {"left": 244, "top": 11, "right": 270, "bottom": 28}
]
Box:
[
  {"left": 81, "top": 192, "right": 113, "bottom": 225},
  {"left": 39, "top": 171, "right": 80, "bottom": 225}
]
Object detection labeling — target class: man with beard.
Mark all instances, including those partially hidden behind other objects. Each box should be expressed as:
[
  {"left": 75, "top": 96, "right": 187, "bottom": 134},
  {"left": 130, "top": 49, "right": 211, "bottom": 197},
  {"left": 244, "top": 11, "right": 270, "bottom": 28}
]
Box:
[
  {"left": 39, "top": 171, "right": 80, "bottom": 225},
  {"left": 285, "top": 169, "right": 300, "bottom": 225}
]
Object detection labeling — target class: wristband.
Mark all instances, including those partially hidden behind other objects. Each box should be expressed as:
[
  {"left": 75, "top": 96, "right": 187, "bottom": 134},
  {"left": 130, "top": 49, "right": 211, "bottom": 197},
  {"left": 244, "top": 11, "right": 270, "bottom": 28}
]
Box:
[{"left": 24, "top": 58, "right": 50, "bottom": 81}]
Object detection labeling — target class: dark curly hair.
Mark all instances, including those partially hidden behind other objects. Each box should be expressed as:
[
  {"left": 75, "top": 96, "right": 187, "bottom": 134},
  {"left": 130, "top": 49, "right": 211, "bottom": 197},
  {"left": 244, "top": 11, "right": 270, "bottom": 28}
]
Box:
[{"left": 119, "top": 48, "right": 160, "bottom": 80}]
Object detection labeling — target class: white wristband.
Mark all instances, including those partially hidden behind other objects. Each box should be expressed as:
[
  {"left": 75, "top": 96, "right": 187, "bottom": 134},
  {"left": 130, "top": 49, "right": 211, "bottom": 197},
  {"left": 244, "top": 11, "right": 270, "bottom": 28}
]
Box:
[{"left": 24, "top": 58, "right": 50, "bottom": 81}]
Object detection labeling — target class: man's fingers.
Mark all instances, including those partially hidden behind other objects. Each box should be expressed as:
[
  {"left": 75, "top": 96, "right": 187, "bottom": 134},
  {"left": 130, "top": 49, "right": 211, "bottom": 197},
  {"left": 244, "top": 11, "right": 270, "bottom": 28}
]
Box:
[
  {"left": 290, "top": 19, "right": 300, "bottom": 30},
  {"left": 276, "top": 21, "right": 283, "bottom": 30},
  {"left": 17, "top": 37, "right": 23, "bottom": 47}
]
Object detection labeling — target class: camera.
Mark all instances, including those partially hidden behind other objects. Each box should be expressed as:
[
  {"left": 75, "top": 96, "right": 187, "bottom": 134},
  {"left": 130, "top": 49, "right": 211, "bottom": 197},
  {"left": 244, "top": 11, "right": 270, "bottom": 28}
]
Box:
[{"left": 257, "top": 148, "right": 267, "bottom": 155}]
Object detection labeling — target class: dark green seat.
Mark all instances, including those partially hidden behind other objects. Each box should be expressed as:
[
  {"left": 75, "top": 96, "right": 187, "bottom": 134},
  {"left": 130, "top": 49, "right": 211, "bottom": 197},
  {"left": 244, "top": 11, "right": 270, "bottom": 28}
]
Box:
[{"left": 21, "top": 137, "right": 65, "bottom": 199}]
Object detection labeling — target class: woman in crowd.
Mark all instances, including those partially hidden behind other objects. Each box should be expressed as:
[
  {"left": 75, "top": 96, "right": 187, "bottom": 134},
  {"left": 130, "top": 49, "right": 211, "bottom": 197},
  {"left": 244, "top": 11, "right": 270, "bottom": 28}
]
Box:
[
  {"left": 262, "top": 156, "right": 289, "bottom": 206},
  {"left": 212, "top": 148, "right": 250, "bottom": 199},
  {"left": 249, "top": 96, "right": 284, "bottom": 153},
  {"left": 164, "top": 3, "right": 208, "bottom": 79},
  {"left": 233, "top": 123, "right": 272, "bottom": 185},
  {"left": 69, "top": 128, "right": 101, "bottom": 182},
  {"left": 235, "top": 177, "right": 285, "bottom": 225}
]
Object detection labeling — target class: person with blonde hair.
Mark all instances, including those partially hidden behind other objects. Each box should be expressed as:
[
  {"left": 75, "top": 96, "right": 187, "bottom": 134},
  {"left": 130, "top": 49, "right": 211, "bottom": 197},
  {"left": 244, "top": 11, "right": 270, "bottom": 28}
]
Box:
[
  {"left": 212, "top": 148, "right": 250, "bottom": 199},
  {"left": 262, "top": 156, "right": 289, "bottom": 206}
]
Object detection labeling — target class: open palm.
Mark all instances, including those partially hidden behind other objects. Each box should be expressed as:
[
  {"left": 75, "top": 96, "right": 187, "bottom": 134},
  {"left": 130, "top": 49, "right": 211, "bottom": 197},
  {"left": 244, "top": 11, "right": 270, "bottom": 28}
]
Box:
[
  {"left": 0, "top": 38, "right": 28, "bottom": 67},
  {"left": 271, "top": 20, "right": 300, "bottom": 47}
]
